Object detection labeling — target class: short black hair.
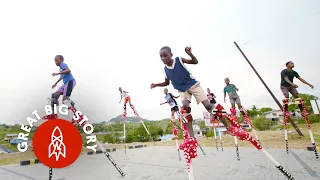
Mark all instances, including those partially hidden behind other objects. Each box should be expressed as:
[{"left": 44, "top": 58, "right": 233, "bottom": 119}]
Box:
[
  {"left": 160, "top": 46, "right": 171, "bottom": 53},
  {"left": 286, "top": 61, "right": 293, "bottom": 66},
  {"left": 56, "top": 55, "right": 64, "bottom": 61}
]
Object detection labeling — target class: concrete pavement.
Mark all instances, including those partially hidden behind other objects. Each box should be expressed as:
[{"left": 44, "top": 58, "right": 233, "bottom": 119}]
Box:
[{"left": 0, "top": 146, "right": 319, "bottom": 180}]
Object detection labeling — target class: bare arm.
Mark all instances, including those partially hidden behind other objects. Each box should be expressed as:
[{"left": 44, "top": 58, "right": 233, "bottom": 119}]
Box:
[
  {"left": 58, "top": 67, "right": 71, "bottom": 75},
  {"left": 160, "top": 102, "right": 168, "bottom": 105},
  {"left": 284, "top": 76, "right": 295, "bottom": 86},
  {"left": 151, "top": 78, "right": 170, "bottom": 88},
  {"left": 298, "top": 77, "right": 311, "bottom": 86},
  {"left": 54, "top": 77, "right": 62, "bottom": 85},
  {"left": 181, "top": 53, "right": 198, "bottom": 64},
  {"left": 173, "top": 95, "right": 180, "bottom": 98},
  {"left": 235, "top": 87, "right": 239, "bottom": 91},
  {"left": 119, "top": 95, "right": 122, "bottom": 103}
]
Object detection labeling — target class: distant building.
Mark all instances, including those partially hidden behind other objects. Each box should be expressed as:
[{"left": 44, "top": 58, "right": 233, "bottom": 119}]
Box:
[
  {"left": 192, "top": 125, "right": 202, "bottom": 137},
  {"left": 4, "top": 134, "right": 18, "bottom": 141},
  {"left": 264, "top": 110, "right": 283, "bottom": 122},
  {"left": 263, "top": 109, "right": 302, "bottom": 122}
]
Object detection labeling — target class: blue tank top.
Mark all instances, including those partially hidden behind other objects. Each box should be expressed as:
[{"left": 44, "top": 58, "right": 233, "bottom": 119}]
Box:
[{"left": 164, "top": 57, "right": 197, "bottom": 92}]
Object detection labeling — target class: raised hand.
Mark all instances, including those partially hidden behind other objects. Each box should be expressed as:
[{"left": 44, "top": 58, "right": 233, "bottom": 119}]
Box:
[{"left": 185, "top": 47, "right": 192, "bottom": 55}]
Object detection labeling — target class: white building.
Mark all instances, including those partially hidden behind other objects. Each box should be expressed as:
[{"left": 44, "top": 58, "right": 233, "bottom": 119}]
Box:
[
  {"left": 264, "top": 110, "right": 284, "bottom": 122},
  {"left": 193, "top": 125, "right": 203, "bottom": 137}
]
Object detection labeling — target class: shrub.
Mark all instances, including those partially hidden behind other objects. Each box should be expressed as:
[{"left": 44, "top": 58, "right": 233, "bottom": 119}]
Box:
[
  {"left": 297, "top": 114, "right": 320, "bottom": 124},
  {"left": 103, "top": 134, "right": 115, "bottom": 144},
  {"left": 206, "top": 131, "right": 214, "bottom": 138},
  {"left": 252, "top": 115, "right": 277, "bottom": 131}
]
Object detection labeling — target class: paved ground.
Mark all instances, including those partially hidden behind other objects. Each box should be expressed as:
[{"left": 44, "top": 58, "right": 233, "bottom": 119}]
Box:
[{"left": 0, "top": 146, "right": 319, "bottom": 180}]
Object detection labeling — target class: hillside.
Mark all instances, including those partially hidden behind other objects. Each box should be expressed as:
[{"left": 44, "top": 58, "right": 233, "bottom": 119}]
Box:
[{"left": 109, "top": 115, "right": 149, "bottom": 123}]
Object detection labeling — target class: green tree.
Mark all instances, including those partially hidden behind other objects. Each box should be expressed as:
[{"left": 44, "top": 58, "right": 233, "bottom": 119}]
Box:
[
  {"left": 247, "top": 105, "right": 259, "bottom": 117},
  {"left": 259, "top": 107, "right": 272, "bottom": 113},
  {"left": 199, "top": 121, "right": 205, "bottom": 129},
  {"left": 165, "top": 122, "right": 174, "bottom": 134}
]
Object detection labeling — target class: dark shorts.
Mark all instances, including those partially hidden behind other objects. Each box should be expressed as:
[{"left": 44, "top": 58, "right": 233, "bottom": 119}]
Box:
[
  {"left": 280, "top": 86, "right": 298, "bottom": 95},
  {"left": 210, "top": 100, "right": 216, "bottom": 104},
  {"left": 171, "top": 106, "right": 179, "bottom": 112},
  {"left": 57, "top": 80, "right": 76, "bottom": 97}
]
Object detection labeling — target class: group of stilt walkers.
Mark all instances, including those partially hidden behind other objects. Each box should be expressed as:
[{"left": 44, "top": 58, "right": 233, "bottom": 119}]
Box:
[{"left": 41, "top": 46, "right": 318, "bottom": 180}]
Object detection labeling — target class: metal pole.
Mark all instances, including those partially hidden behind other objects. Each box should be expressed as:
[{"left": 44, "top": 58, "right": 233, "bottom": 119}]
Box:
[{"left": 234, "top": 41, "right": 304, "bottom": 136}]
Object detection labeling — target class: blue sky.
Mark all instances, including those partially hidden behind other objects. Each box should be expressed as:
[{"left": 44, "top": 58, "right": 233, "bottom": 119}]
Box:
[{"left": 0, "top": 0, "right": 319, "bottom": 124}]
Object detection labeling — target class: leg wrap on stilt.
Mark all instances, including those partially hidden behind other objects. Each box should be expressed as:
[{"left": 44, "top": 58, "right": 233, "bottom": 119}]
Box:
[
  {"left": 282, "top": 98, "right": 290, "bottom": 117},
  {"left": 295, "top": 98, "right": 308, "bottom": 117},
  {"left": 51, "top": 93, "right": 59, "bottom": 106},
  {"left": 181, "top": 106, "right": 191, "bottom": 123}
]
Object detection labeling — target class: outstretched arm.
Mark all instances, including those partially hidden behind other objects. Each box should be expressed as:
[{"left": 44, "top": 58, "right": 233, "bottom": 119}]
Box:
[
  {"left": 173, "top": 95, "right": 180, "bottom": 98},
  {"left": 119, "top": 95, "right": 122, "bottom": 103},
  {"left": 54, "top": 77, "right": 62, "bottom": 85},
  {"left": 151, "top": 78, "right": 170, "bottom": 89},
  {"left": 298, "top": 77, "right": 313, "bottom": 88},
  {"left": 160, "top": 102, "right": 168, "bottom": 105},
  {"left": 181, "top": 47, "right": 198, "bottom": 64}
]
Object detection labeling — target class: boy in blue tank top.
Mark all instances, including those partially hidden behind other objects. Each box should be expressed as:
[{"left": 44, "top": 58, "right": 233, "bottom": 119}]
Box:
[
  {"left": 160, "top": 88, "right": 180, "bottom": 125},
  {"left": 150, "top": 46, "right": 244, "bottom": 139}
]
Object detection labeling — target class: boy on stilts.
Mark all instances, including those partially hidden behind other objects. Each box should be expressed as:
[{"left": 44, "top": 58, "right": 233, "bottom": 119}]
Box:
[
  {"left": 150, "top": 46, "right": 245, "bottom": 139},
  {"left": 160, "top": 88, "right": 180, "bottom": 126},
  {"left": 280, "top": 61, "right": 313, "bottom": 117},
  {"left": 223, "top": 78, "right": 245, "bottom": 116},
  {"left": 119, "top": 87, "right": 134, "bottom": 117},
  {"left": 43, "top": 55, "right": 76, "bottom": 120}
]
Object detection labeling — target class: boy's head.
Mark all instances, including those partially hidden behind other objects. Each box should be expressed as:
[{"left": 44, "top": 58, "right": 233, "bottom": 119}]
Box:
[
  {"left": 54, "top": 55, "right": 64, "bottom": 66},
  {"left": 164, "top": 88, "right": 168, "bottom": 94},
  {"left": 159, "top": 46, "right": 173, "bottom": 65},
  {"left": 207, "top": 88, "right": 210, "bottom": 93},
  {"left": 119, "top": 87, "right": 122, "bottom": 92},
  {"left": 286, "top": 61, "right": 294, "bottom": 68},
  {"left": 224, "top": 78, "right": 230, "bottom": 84}
]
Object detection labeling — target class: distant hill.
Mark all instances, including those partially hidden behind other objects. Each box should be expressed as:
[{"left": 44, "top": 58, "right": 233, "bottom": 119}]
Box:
[{"left": 108, "top": 115, "right": 149, "bottom": 123}]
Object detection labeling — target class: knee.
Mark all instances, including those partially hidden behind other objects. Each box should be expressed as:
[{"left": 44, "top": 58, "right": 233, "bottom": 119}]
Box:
[{"left": 171, "top": 115, "right": 176, "bottom": 122}]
